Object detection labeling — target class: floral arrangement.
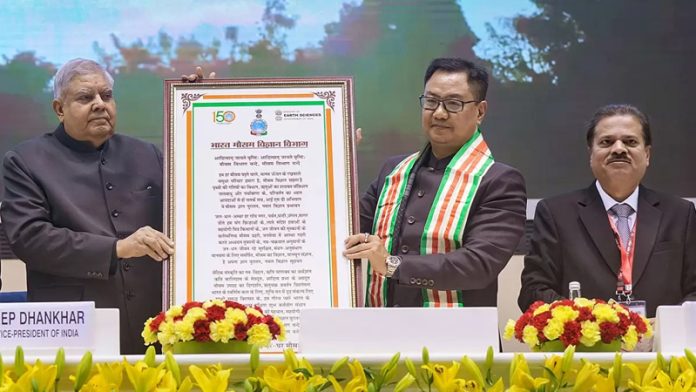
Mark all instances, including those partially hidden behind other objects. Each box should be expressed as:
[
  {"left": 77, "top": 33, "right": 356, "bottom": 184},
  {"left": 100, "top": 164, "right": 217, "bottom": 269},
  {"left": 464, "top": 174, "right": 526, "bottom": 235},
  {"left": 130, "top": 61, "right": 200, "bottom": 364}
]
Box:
[
  {"left": 5, "top": 345, "right": 696, "bottom": 392},
  {"left": 141, "top": 299, "right": 285, "bottom": 349},
  {"left": 504, "top": 298, "right": 653, "bottom": 351}
]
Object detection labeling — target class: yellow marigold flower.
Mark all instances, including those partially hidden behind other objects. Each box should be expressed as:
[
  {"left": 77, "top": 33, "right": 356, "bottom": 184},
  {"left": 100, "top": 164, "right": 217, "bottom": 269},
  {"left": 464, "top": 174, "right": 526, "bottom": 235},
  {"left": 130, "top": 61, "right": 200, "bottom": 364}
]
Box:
[
  {"left": 141, "top": 318, "right": 158, "bottom": 345},
  {"left": 246, "top": 307, "right": 263, "bottom": 318},
  {"left": 248, "top": 323, "right": 272, "bottom": 347},
  {"left": 613, "top": 304, "right": 629, "bottom": 315},
  {"left": 573, "top": 298, "right": 595, "bottom": 308},
  {"left": 203, "top": 299, "right": 226, "bottom": 309},
  {"left": 522, "top": 325, "right": 539, "bottom": 347},
  {"left": 644, "top": 318, "right": 654, "bottom": 338},
  {"left": 210, "top": 320, "right": 235, "bottom": 343},
  {"left": 183, "top": 307, "right": 207, "bottom": 322},
  {"left": 543, "top": 319, "right": 564, "bottom": 341},
  {"left": 533, "top": 303, "right": 551, "bottom": 316},
  {"left": 165, "top": 305, "right": 183, "bottom": 319},
  {"left": 274, "top": 316, "right": 287, "bottom": 341},
  {"left": 551, "top": 305, "right": 579, "bottom": 323},
  {"left": 157, "top": 320, "right": 178, "bottom": 346},
  {"left": 623, "top": 325, "right": 638, "bottom": 351},
  {"left": 579, "top": 321, "right": 601, "bottom": 347},
  {"left": 225, "top": 308, "right": 248, "bottom": 325},
  {"left": 592, "top": 303, "right": 619, "bottom": 323},
  {"left": 503, "top": 320, "right": 516, "bottom": 340},
  {"left": 174, "top": 318, "right": 194, "bottom": 342}
]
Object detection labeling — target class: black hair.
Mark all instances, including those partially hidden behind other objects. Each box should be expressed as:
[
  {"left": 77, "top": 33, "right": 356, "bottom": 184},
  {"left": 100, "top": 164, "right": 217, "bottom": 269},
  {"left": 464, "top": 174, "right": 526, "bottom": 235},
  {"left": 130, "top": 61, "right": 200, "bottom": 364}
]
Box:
[
  {"left": 424, "top": 58, "right": 489, "bottom": 101},
  {"left": 585, "top": 104, "right": 652, "bottom": 147}
]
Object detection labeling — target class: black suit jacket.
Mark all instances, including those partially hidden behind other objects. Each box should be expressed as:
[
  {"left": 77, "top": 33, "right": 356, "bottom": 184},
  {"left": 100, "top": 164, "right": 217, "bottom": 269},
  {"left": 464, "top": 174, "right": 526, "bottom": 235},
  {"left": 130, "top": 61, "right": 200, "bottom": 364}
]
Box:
[
  {"left": 519, "top": 184, "right": 696, "bottom": 317},
  {"left": 1, "top": 124, "right": 163, "bottom": 354},
  {"left": 361, "top": 150, "right": 527, "bottom": 307}
]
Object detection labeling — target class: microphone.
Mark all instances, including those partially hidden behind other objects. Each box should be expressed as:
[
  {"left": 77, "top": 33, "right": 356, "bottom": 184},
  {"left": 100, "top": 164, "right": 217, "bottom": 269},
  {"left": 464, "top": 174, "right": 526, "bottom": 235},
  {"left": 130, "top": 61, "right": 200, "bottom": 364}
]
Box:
[{"left": 568, "top": 281, "right": 582, "bottom": 300}]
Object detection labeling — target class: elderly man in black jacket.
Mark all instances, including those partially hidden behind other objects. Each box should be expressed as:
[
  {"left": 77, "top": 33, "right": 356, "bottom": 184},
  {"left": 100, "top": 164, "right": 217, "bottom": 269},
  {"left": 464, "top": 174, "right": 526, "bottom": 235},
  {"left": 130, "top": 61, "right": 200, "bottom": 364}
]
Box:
[{"left": 1, "top": 58, "right": 173, "bottom": 354}]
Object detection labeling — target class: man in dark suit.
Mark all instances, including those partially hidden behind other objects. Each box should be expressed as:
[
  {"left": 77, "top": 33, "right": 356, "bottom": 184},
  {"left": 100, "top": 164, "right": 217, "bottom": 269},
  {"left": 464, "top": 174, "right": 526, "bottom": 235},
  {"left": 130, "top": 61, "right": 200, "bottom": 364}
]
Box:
[
  {"left": 1, "top": 58, "right": 174, "bottom": 353},
  {"left": 344, "top": 58, "right": 526, "bottom": 308},
  {"left": 519, "top": 104, "right": 696, "bottom": 317}
]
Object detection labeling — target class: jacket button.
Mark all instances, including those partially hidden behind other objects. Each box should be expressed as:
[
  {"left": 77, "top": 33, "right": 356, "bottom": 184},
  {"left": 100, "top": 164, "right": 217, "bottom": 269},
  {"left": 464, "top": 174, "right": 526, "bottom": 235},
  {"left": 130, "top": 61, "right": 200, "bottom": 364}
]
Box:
[
  {"left": 106, "top": 183, "right": 114, "bottom": 190},
  {"left": 101, "top": 158, "right": 107, "bottom": 165},
  {"left": 410, "top": 278, "right": 416, "bottom": 284},
  {"left": 146, "top": 185, "right": 152, "bottom": 190},
  {"left": 417, "top": 190, "right": 424, "bottom": 197},
  {"left": 407, "top": 216, "right": 415, "bottom": 224},
  {"left": 428, "top": 279, "right": 435, "bottom": 287},
  {"left": 126, "top": 291, "right": 135, "bottom": 300},
  {"left": 427, "top": 167, "right": 435, "bottom": 172},
  {"left": 415, "top": 278, "right": 422, "bottom": 285},
  {"left": 123, "top": 262, "right": 131, "bottom": 271},
  {"left": 400, "top": 245, "right": 409, "bottom": 254},
  {"left": 111, "top": 210, "right": 120, "bottom": 217}
]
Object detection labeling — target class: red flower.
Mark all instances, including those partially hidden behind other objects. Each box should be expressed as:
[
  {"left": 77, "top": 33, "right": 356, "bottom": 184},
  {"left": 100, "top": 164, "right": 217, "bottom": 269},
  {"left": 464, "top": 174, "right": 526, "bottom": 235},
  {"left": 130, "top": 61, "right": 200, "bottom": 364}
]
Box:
[
  {"left": 514, "top": 313, "right": 531, "bottom": 340},
  {"left": 225, "top": 301, "right": 246, "bottom": 310},
  {"left": 206, "top": 305, "right": 226, "bottom": 321},
  {"left": 617, "top": 313, "right": 630, "bottom": 334},
  {"left": 182, "top": 301, "right": 204, "bottom": 314},
  {"left": 193, "top": 319, "right": 211, "bottom": 342},
  {"left": 234, "top": 323, "right": 248, "bottom": 341},
  {"left": 576, "top": 307, "right": 594, "bottom": 322},
  {"left": 528, "top": 301, "right": 546, "bottom": 313},
  {"left": 630, "top": 312, "right": 648, "bottom": 334},
  {"left": 530, "top": 311, "right": 552, "bottom": 331},
  {"left": 150, "top": 312, "right": 166, "bottom": 332},
  {"left": 560, "top": 321, "right": 581, "bottom": 347},
  {"left": 599, "top": 321, "right": 622, "bottom": 343},
  {"left": 550, "top": 299, "right": 574, "bottom": 309},
  {"left": 262, "top": 315, "right": 281, "bottom": 336}
]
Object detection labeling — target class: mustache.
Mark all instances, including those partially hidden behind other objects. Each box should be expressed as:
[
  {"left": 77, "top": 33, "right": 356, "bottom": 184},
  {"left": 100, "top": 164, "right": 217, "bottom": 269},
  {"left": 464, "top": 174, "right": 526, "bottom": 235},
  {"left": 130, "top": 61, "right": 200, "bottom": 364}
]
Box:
[{"left": 607, "top": 154, "right": 631, "bottom": 163}]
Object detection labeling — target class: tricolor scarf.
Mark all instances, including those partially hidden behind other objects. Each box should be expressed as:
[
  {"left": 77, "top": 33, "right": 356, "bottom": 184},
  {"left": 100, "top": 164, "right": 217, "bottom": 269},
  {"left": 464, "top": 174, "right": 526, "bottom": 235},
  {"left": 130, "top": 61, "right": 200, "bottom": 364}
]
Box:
[{"left": 366, "top": 130, "right": 494, "bottom": 307}]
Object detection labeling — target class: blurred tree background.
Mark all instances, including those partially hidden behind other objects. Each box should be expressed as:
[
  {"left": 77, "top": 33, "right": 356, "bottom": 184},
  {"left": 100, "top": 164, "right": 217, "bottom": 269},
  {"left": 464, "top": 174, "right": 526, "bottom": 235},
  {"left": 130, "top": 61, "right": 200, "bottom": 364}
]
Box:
[{"left": 1, "top": 0, "right": 695, "bottom": 199}]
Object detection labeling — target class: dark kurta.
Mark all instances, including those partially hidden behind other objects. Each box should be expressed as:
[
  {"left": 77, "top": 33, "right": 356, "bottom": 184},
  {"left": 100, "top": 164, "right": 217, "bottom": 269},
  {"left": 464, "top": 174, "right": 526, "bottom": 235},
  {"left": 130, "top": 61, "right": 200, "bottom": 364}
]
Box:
[
  {"left": 360, "top": 149, "right": 527, "bottom": 307},
  {"left": 1, "top": 124, "right": 163, "bottom": 354},
  {"left": 519, "top": 184, "right": 696, "bottom": 317}
]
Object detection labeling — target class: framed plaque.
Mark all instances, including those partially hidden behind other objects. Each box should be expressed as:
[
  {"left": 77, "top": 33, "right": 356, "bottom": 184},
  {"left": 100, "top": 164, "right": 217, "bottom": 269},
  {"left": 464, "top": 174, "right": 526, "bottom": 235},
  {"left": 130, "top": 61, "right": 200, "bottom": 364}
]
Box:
[{"left": 163, "top": 78, "right": 360, "bottom": 351}]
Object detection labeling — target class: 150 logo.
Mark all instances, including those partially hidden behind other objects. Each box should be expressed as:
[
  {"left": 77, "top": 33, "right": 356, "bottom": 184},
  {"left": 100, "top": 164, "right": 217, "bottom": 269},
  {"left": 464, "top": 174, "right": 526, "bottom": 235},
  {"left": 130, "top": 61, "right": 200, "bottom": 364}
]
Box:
[{"left": 213, "top": 110, "right": 236, "bottom": 124}]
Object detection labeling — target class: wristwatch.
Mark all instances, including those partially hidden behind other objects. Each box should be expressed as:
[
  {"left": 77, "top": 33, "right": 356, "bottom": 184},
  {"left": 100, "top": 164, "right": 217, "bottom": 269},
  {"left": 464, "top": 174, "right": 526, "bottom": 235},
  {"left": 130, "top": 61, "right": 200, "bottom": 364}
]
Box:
[{"left": 385, "top": 255, "right": 402, "bottom": 278}]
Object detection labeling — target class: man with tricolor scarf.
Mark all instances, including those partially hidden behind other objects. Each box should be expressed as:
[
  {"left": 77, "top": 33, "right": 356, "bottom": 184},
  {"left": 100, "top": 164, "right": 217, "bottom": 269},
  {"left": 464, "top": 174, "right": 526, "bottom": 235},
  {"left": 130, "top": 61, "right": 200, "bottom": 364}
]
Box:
[{"left": 344, "top": 58, "right": 527, "bottom": 308}]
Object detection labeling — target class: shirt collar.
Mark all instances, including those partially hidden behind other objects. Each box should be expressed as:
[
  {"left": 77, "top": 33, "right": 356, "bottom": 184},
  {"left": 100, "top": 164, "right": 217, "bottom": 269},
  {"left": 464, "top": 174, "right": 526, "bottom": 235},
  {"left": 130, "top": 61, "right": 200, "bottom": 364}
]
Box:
[
  {"left": 595, "top": 180, "right": 639, "bottom": 213},
  {"left": 54, "top": 123, "right": 109, "bottom": 153},
  {"left": 425, "top": 146, "right": 454, "bottom": 170}
]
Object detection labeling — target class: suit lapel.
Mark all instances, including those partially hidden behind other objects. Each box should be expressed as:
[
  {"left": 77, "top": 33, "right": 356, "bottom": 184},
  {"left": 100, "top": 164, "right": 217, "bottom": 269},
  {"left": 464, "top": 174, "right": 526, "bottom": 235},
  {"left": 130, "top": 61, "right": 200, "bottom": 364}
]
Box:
[
  {"left": 578, "top": 184, "right": 621, "bottom": 275},
  {"left": 632, "top": 186, "right": 661, "bottom": 287}
]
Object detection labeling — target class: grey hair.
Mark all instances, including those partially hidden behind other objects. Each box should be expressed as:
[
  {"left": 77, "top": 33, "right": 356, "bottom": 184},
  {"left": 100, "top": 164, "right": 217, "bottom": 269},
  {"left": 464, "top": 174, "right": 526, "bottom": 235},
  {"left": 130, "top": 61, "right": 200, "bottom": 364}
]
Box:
[{"left": 53, "top": 58, "right": 114, "bottom": 99}]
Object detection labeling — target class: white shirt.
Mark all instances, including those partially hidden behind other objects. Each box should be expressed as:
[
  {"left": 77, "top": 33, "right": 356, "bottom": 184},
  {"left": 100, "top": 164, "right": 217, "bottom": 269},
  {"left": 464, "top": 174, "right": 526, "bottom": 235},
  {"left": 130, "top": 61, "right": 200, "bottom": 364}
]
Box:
[{"left": 595, "top": 181, "right": 639, "bottom": 230}]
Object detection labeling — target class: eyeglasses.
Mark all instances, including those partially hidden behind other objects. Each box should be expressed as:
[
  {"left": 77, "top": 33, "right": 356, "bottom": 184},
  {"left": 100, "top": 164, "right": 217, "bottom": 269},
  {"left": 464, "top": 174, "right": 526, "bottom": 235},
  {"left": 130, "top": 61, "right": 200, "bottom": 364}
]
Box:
[{"left": 418, "top": 95, "right": 479, "bottom": 113}]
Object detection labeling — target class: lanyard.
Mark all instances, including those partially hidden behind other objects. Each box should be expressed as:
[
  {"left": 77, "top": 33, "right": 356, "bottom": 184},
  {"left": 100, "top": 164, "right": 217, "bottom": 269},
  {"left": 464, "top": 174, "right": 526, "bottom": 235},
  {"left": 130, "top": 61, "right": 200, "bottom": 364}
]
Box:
[{"left": 607, "top": 214, "right": 637, "bottom": 301}]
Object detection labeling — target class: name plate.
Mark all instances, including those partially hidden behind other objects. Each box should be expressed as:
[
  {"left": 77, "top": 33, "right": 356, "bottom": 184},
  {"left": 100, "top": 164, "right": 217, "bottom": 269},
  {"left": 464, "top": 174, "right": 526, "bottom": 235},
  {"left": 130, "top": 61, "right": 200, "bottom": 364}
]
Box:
[
  {"left": 300, "top": 307, "right": 499, "bottom": 354},
  {"left": 0, "top": 302, "right": 95, "bottom": 355},
  {"left": 685, "top": 301, "right": 696, "bottom": 349}
]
